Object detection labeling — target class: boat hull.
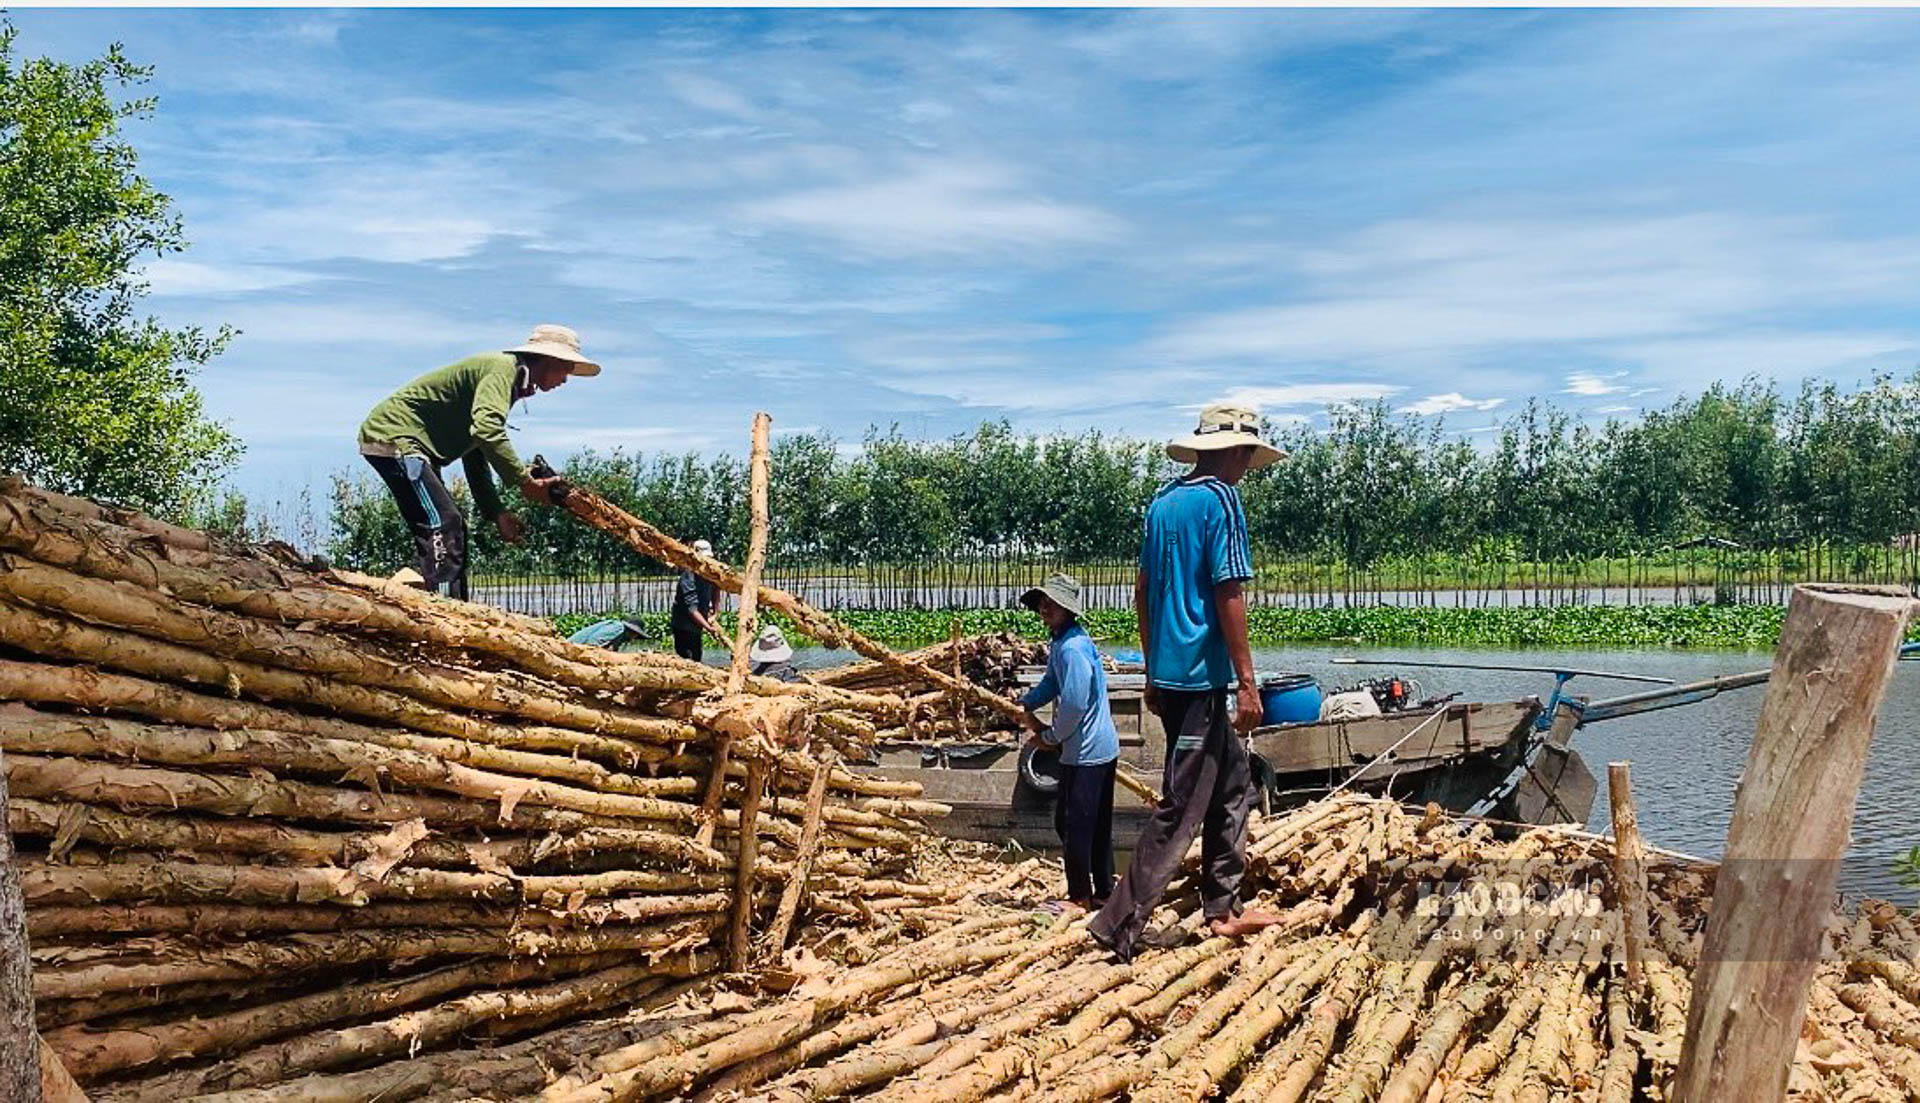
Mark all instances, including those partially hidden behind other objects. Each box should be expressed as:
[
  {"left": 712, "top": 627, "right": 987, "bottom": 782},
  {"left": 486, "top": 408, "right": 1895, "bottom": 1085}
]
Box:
[{"left": 865, "top": 693, "right": 1596, "bottom": 851}]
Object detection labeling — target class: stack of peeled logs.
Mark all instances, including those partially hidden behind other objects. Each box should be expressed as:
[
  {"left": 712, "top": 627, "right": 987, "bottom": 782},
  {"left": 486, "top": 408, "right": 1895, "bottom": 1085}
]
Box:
[
  {"left": 0, "top": 478, "right": 971, "bottom": 1098},
  {"left": 518, "top": 796, "right": 1920, "bottom": 1103},
  {"left": 815, "top": 632, "right": 1048, "bottom": 743}
]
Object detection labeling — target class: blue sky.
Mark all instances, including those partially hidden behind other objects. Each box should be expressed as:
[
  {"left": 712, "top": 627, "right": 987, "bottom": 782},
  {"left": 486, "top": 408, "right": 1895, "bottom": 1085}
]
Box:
[{"left": 11, "top": 7, "right": 1920, "bottom": 510}]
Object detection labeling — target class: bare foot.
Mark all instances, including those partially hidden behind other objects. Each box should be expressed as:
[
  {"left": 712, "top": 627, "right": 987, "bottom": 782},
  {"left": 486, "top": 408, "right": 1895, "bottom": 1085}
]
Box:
[
  {"left": 1208, "top": 908, "right": 1286, "bottom": 938},
  {"left": 1065, "top": 898, "right": 1096, "bottom": 914}
]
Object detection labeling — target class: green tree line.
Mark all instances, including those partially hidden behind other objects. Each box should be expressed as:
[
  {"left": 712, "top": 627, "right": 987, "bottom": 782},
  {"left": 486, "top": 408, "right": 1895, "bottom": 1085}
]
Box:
[{"left": 323, "top": 373, "right": 1920, "bottom": 577}]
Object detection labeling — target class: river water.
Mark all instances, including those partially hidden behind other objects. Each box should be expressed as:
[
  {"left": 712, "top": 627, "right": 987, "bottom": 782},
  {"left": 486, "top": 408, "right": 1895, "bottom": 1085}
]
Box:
[{"left": 773, "top": 643, "right": 1920, "bottom": 904}]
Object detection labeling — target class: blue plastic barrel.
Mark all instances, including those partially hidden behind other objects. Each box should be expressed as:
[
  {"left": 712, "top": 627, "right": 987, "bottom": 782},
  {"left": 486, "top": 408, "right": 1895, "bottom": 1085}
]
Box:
[{"left": 1258, "top": 674, "right": 1322, "bottom": 725}]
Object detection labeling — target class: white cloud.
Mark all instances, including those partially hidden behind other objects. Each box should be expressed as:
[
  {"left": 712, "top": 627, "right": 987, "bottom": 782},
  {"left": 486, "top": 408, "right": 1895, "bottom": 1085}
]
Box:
[
  {"left": 1211, "top": 383, "right": 1404, "bottom": 410},
  {"left": 1609, "top": 332, "right": 1919, "bottom": 384},
  {"left": 1154, "top": 213, "right": 1920, "bottom": 369},
  {"left": 1565, "top": 372, "right": 1627, "bottom": 396},
  {"left": 661, "top": 71, "right": 760, "bottom": 119},
  {"left": 1399, "top": 393, "right": 1506, "bottom": 416},
  {"left": 740, "top": 161, "right": 1123, "bottom": 257},
  {"left": 144, "top": 259, "right": 316, "bottom": 297}
]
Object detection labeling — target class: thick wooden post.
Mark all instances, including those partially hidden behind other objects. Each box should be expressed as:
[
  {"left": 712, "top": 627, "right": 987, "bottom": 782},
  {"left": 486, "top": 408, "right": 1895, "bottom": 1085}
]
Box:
[
  {"left": 1672, "top": 584, "right": 1913, "bottom": 1103},
  {"left": 0, "top": 748, "right": 40, "bottom": 1102},
  {"left": 763, "top": 751, "right": 835, "bottom": 957},
  {"left": 727, "top": 759, "right": 767, "bottom": 972},
  {"left": 726, "top": 413, "right": 773, "bottom": 697},
  {"left": 698, "top": 412, "right": 772, "bottom": 851},
  {"left": 1607, "top": 761, "right": 1650, "bottom": 990}
]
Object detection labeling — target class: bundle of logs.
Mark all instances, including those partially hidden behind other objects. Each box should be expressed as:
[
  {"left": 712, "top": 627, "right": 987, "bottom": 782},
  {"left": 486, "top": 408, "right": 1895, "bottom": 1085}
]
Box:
[
  {"left": 817, "top": 632, "right": 1048, "bottom": 744},
  {"left": 0, "top": 479, "right": 983, "bottom": 1098},
  {"left": 493, "top": 795, "right": 1920, "bottom": 1103}
]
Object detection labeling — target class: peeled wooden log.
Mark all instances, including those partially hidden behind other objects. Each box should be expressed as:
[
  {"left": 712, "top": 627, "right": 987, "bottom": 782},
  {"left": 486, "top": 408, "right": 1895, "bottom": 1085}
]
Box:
[
  {"left": 1051, "top": 925, "right": 1309, "bottom": 1102},
  {"left": 28, "top": 901, "right": 531, "bottom": 939},
  {"left": 4, "top": 753, "right": 692, "bottom": 835},
  {"left": 0, "top": 600, "right": 687, "bottom": 761},
  {"left": 0, "top": 555, "right": 711, "bottom": 737},
  {"left": 1378, "top": 967, "right": 1510, "bottom": 1103},
  {"left": 1, "top": 708, "right": 719, "bottom": 826},
  {"left": 42, "top": 951, "right": 632, "bottom": 1080},
  {"left": 8, "top": 480, "right": 219, "bottom": 553},
  {"left": 155, "top": 960, "right": 703, "bottom": 1100},
  {"left": 0, "top": 493, "right": 858, "bottom": 707},
  {"left": 110, "top": 975, "right": 711, "bottom": 1103},
  {"left": 0, "top": 658, "right": 678, "bottom": 781},
  {"left": 7, "top": 799, "right": 729, "bottom": 874},
  {"left": 35, "top": 976, "right": 311, "bottom": 1030},
  {"left": 33, "top": 918, "right": 720, "bottom": 1000},
  {"left": 765, "top": 752, "right": 835, "bottom": 956},
  {"left": 1246, "top": 949, "right": 1376, "bottom": 1103},
  {"left": 537, "top": 929, "right": 1035, "bottom": 1102},
  {"left": 16, "top": 858, "right": 749, "bottom": 907},
  {"left": 538, "top": 480, "right": 1028, "bottom": 727}
]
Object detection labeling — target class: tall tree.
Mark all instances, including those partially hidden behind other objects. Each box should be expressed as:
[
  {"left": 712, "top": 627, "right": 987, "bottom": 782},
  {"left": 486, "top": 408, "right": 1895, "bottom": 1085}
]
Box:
[{"left": 0, "top": 23, "right": 239, "bottom": 519}]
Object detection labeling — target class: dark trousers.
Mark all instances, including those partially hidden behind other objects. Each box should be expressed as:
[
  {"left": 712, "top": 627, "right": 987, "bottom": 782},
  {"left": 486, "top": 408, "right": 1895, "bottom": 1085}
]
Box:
[
  {"left": 1054, "top": 760, "right": 1116, "bottom": 903},
  {"left": 1089, "top": 688, "right": 1255, "bottom": 960},
  {"left": 364, "top": 453, "right": 468, "bottom": 600},
  {"left": 672, "top": 625, "right": 705, "bottom": 662}
]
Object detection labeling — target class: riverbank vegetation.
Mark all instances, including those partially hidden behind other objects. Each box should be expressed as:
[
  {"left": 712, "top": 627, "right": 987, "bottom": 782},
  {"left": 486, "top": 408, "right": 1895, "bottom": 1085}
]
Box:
[
  {"left": 324, "top": 375, "right": 1920, "bottom": 608},
  {"left": 558, "top": 602, "right": 1812, "bottom": 652}
]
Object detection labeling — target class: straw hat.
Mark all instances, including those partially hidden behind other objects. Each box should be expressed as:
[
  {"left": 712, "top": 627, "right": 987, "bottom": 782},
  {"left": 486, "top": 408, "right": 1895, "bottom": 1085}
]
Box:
[
  {"left": 1166, "top": 403, "right": 1287, "bottom": 468},
  {"left": 505, "top": 324, "right": 601, "bottom": 377},
  {"left": 749, "top": 625, "right": 793, "bottom": 664},
  {"left": 1019, "top": 572, "right": 1085, "bottom": 617}
]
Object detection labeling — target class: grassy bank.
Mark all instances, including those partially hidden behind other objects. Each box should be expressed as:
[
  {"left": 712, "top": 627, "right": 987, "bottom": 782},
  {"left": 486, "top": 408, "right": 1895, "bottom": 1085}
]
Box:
[{"left": 554, "top": 603, "right": 1821, "bottom": 651}]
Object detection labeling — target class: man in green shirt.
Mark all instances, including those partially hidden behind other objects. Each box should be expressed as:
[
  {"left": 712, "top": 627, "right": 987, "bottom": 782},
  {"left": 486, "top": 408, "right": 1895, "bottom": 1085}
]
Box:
[{"left": 358, "top": 324, "right": 601, "bottom": 599}]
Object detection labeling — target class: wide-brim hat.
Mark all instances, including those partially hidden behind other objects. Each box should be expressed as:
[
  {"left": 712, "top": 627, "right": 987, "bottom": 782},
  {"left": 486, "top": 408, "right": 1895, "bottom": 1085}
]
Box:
[
  {"left": 506, "top": 324, "right": 601, "bottom": 377},
  {"left": 749, "top": 625, "right": 793, "bottom": 663},
  {"left": 1166, "top": 403, "right": 1287, "bottom": 469},
  {"left": 1019, "top": 572, "right": 1084, "bottom": 617}
]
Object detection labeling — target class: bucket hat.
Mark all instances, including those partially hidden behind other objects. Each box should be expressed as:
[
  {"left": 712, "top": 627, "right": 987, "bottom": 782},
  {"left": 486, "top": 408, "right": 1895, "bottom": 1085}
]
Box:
[
  {"left": 692, "top": 539, "right": 714, "bottom": 556},
  {"left": 1019, "top": 572, "right": 1085, "bottom": 617},
  {"left": 1166, "top": 403, "right": 1287, "bottom": 468},
  {"left": 749, "top": 625, "right": 794, "bottom": 664},
  {"left": 506, "top": 324, "right": 601, "bottom": 377}
]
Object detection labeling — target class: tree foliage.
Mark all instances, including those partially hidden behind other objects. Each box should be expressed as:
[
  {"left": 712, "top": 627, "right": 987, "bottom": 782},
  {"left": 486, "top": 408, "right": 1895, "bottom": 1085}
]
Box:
[
  {"left": 323, "top": 372, "right": 1920, "bottom": 578},
  {"left": 0, "top": 23, "right": 238, "bottom": 519}
]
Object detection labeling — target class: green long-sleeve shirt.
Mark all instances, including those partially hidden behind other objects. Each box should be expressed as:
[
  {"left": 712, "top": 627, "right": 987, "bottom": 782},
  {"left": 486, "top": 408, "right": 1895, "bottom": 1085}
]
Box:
[{"left": 359, "top": 353, "right": 527, "bottom": 521}]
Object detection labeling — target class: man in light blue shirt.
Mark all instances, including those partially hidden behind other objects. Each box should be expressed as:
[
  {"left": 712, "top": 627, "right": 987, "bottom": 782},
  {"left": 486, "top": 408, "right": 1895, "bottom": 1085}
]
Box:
[
  {"left": 1090, "top": 404, "right": 1287, "bottom": 961},
  {"left": 1020, "top": 572, "right": 1120, "bottom": 909}
]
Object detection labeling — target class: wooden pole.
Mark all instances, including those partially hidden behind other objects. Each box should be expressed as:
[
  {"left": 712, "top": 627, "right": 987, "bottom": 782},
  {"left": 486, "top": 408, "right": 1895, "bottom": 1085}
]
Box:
[
  {"left": 727, "top": 412, "right": 773, "bottom": 697},
  {"left": 729, "top": 759, "right": 767, "bottom": 972},
  {"left": 1672, "top": 584, "right": 1914, "bottom": 1103},
  {"left": 537, "top": 477, "right": 1028, "bottom": 725},
  {"left": 1606, "top": 761, "right": 1649, "bottom": 990},
  {"left": 699, "top": 412, "right": 773, "bottom": 851},
  {"left": 765, "top": 751, "right": 836, "bottom": 957},
  {"left": 0, "top": 748, "right": 40, "bottom": 1102}
]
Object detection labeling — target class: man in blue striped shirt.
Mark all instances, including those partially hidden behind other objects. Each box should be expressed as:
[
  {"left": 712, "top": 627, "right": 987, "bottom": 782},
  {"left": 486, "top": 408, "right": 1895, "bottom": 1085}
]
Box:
[{"left": 1090, "top": 404, "right": 1288, "bottom": 961}]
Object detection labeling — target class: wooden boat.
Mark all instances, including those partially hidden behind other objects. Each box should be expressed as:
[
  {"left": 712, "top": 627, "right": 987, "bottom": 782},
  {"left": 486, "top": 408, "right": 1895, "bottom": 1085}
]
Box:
[
  {"left": 860, "top": 657, "right": 1782, "bottom": 852},
  {"left": 861, "top": 671, "right": 1597, "bottom": 851}
]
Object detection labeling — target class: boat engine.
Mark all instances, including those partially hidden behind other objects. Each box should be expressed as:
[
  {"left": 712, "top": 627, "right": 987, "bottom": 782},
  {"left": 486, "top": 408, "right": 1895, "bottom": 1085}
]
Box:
[{"left": 1335, "top": 675, "right": 1422, "bottom": 714}]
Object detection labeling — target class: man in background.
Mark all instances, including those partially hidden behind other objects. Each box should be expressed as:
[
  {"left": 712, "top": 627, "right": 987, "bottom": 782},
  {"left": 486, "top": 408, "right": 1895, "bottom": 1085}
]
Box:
[
  {"left": 357, "top": 324, "right": 599, "bottom": 599},
  {"left": 670, "top": 538, "right": 727, "bottom": 661},
  {"left": 747, "top": 625, "right": 802, "bottom": 682},
  {"left": 1089, "top": 403, "right": 1287, "bottom": 961}
]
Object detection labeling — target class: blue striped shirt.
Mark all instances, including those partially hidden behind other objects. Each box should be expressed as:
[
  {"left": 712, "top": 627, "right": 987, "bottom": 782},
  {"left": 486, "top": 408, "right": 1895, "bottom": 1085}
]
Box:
[{"left": 1138, "top": 476, "right": 1254, "bottom": 691}]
